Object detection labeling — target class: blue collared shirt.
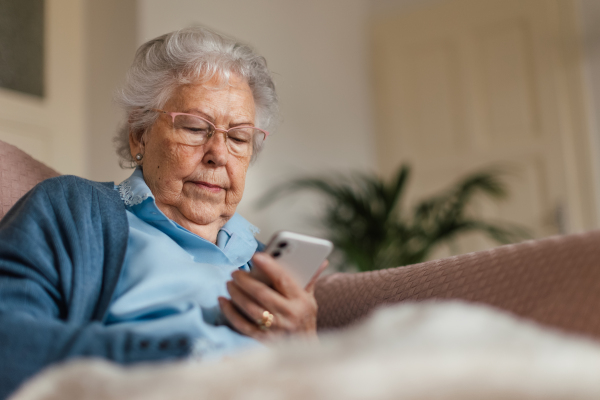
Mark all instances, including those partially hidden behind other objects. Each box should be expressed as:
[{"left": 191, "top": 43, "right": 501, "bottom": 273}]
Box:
[{"left": 104, "top": 168, "right": 260, "bottom": 358}]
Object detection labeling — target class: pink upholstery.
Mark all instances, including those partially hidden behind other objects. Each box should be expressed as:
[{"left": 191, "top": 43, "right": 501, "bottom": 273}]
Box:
[
  {"left": 315, "top": 230, "right": 600, "bottom": 340},
  {"left": 0, "top": 140, "right": 59, "bottom": 220},
  {"left": 2, "top": 139, "right": 599, "bottom": 342}
]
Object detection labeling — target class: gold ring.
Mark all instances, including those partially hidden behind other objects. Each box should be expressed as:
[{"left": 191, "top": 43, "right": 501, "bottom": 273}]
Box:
[{"left": 257, "top": 310, "right": 274, "bottom": 331}]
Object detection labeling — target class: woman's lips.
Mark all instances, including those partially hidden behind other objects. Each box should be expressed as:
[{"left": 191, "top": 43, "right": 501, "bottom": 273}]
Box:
[{"left": 193, "top": 181, "right": 223, "bottom": 193}]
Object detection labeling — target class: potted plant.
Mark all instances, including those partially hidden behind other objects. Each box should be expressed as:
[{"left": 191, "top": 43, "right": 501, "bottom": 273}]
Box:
[{"left": 259, "top": 164, "right": 529, "bottom": 272}]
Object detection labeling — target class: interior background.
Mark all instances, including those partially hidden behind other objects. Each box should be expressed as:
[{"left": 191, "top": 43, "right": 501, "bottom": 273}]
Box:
[{"left": 2, "top": 0, "right": 600, "bottom": 254}]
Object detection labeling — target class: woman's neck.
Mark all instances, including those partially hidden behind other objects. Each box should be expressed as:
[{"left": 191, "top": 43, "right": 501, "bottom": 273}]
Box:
[{"left": 156, "top": 203, "right": 228, "bottom": 244}]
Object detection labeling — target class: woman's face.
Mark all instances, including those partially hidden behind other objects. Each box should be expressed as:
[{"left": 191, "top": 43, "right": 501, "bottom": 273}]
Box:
[{"left": 130, "top": 74, "right": 256, "bottom": 239}]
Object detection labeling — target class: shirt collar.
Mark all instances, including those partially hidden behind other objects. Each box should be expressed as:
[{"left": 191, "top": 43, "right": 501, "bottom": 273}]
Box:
[{"left": 117, "top": 167, "right": 154, "bottom": 207}]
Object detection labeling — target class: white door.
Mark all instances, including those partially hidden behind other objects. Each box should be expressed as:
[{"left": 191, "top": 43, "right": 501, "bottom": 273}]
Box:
[
  {"left": 371, "top": 0, "right": 599, "bottom": 256},
  {"left": 0, "top": 0, "right": 86, "bottom": 176}
]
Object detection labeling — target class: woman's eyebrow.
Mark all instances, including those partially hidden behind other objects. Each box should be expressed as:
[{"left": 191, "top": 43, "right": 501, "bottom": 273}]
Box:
[
  {"left": 183, "top": 108, "right": 214, "bottom": 122},
  {"left": 184, "top": 108, "right": 255, "bottom": 127},
  {"left": 229, "top": 121, "right": 255, "bottom": 128}
]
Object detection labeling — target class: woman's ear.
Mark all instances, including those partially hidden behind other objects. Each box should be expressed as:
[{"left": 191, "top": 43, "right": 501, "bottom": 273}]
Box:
[{"left": 129, "top": 128, "right": 146, "bottom": 163}]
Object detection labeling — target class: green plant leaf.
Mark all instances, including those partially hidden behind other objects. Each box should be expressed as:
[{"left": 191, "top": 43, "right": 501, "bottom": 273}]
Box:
[{"left": 258, "top": 164, "right": 530, "bottom": 272}]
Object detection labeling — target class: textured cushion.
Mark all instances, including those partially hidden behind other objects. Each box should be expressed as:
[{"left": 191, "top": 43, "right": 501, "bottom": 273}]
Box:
[
  {"left": 315, "top": 230, "right": 600, "bottom": 340},
  {"left": 0, "top": 140, "right": 59, "bottom": 220}
]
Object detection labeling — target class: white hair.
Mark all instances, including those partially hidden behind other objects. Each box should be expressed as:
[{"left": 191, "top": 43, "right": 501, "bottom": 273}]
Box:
[{"left": 114, "top": 26, "right": 278, "bottom": 166}]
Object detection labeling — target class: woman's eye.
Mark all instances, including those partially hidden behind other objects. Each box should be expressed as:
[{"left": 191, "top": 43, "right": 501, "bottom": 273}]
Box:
[
  {"left": 228, "top": 129, "right": 253, "bottom": 143},
  {"left": 184, "top": 127, "right": 209, "bottom": 134},
  {"left": 174, "top": 115, "right": 211, "bottom": 134},
  {"left": 229, "top": 136, "right": 249, "bottom": 143}
]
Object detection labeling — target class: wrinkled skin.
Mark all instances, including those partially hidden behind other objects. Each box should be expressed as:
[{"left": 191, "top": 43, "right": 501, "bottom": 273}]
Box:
[
  {"left": 129, "top": 74, "right": 253, "bottom": 243},
  {"left": 129, "top": 74, "right": 319, "bottom": 341}
]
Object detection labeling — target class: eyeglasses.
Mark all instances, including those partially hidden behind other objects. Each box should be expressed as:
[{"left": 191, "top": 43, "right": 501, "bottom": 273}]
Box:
[{"left": 150, "top": 109, "right": 269, "bottom": 157}]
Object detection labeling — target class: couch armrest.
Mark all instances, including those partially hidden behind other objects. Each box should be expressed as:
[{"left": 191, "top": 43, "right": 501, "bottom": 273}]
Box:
[
  {"left": 315, "top": 230, "right": 600, "bottom": 339},
  {"left": 0, "top": 140, "right": 60, "bottom": 220}
]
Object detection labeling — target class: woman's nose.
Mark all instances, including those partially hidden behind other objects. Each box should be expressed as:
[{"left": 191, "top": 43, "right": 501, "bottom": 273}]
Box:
[{"left": 202, "top": 130, "right": 229, "bottom": 166}]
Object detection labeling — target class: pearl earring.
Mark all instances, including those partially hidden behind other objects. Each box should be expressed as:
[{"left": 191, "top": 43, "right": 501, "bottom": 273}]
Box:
[{"left": 135, "top": 153, "right": 143, "bottom": 161}]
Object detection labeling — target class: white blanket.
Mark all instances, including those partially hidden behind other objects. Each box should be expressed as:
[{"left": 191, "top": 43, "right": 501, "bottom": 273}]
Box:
[{"left": 10, "top": 301, "right": 600, "bottom": 400}]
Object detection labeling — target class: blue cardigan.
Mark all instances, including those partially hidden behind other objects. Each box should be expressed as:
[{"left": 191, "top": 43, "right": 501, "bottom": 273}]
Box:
[{"left": 0, "top": 176, "right": 191, "bottom": 399}]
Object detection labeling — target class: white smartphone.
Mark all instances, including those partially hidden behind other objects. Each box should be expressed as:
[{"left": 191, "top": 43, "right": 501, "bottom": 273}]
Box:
[{"left": 256, "top": 231, "right": 333, "bottom": 288}]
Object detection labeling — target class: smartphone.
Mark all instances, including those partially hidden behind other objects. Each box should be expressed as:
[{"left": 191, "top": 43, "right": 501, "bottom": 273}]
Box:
[{"left": 254, "top": 231, "right": 333, "bottom": 288}]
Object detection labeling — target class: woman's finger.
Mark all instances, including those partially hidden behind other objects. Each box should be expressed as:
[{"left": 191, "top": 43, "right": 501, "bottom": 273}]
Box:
[
  {"left": 231, "top": 270, "right": 290, "bottom": 316},
  {"left": 251, "top": 252, "right": 304, "bottom": 298},
  {"left": 304, "top": 260, "right": 329, "bottom": 293},
  {"left": 231, "top": 270, "right": 316, "bottom": 333},
  {"left": 227, "top": 280, "right": 273, "bottom": 325},
  {"left": 218, "top": 297, "right": 263, "bottom": 339}
]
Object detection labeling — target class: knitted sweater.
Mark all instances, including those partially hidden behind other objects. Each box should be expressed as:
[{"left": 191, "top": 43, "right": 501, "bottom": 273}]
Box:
[{"left": 0, "top": 176, "right": 190, "bottom": 399}]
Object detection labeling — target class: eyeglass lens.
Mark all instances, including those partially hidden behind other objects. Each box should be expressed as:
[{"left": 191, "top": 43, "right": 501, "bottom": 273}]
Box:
[{"left": 172, "top": 114, "right": 265, "bottom": 156}]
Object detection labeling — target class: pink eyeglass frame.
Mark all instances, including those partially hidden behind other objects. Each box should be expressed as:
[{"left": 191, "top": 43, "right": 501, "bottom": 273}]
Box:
[{"left": 150, "top": 108, "right": 270, "bottom": 139}]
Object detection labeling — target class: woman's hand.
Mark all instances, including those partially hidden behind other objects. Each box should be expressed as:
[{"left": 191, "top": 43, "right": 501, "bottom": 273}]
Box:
[{"left": 218, "top": 252, "right": 327, "bottom": 342}]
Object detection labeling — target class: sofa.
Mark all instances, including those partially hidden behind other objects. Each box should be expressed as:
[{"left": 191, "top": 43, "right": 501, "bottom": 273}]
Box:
[
  {"left": 4, "top": 139, "right": 600, "bottom": 399},
  {"left": 2, "top": 139, "right": 600, "bottom": 341}
]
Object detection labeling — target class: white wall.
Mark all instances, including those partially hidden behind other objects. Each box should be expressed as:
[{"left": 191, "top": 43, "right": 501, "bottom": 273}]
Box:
[
  {"left": 577, "top": 0, "right": 600, "bottom": 216},
  {"left": 0, "top": 0, "right": 87, "bottom": 177},
  {"left": 137, "top": 0, "right": 376, "bottom": 241},
  {"left": 369, "top": 0, "right": 445, "bottom": 16},
  {"left": 86, "top": 0, "right": 600, "bottom": 241},
  {"left": 85, "top": 0, "right": 138, "bottom": 184}
]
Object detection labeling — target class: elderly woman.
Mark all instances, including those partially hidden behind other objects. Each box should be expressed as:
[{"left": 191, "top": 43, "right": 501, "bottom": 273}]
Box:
[{"left": 0, "top": 26, "right": 319, "bottom": 399}]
